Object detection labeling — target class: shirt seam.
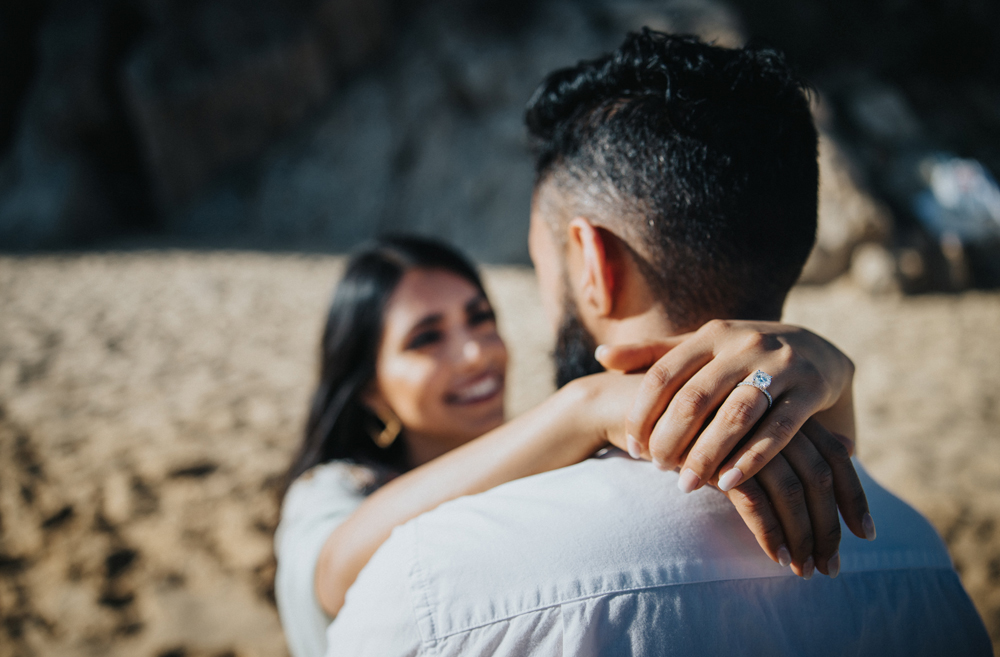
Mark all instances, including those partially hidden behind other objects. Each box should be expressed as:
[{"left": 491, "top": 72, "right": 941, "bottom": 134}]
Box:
[
  {"left": 422, "top": 566, "right": 960, "bottom": 643},
  {"left": 408, "top": 521, "right": 440, "bottom": 655}
]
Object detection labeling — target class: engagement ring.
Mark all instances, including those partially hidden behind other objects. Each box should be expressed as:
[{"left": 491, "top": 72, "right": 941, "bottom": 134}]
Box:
[{"left": 736, "top": 369, "right": 773, "bottom": 408}]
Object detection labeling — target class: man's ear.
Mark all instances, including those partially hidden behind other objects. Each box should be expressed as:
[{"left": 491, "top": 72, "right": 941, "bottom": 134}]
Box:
[{"left": 568, "top": 217, "right": 617, "bottom": 318}]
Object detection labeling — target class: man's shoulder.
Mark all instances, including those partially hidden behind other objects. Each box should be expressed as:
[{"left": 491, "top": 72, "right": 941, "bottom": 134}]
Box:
[
  {"left": 409, "top": 451, "right": 737, "bottom": 555},
  {"left": 411, "top": 449, "right": 755, "bottom": 555},
  {"left": 393, "top": 453, "right": 957, "bottom": 618},
  {"left": 381, "top": 453, "right": 783, "bottom": 635},
  {"left": 333, "top": 454, "right": 989, "bottom": 657}
]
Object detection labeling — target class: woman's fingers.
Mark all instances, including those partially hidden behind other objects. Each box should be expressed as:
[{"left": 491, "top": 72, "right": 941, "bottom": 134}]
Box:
[
  {"left": 675, "top": 382, "right": 770, "bottom": 492},
  {"left": 621, "top": 320, "right": 846, "bottom": 483},
  {"left": 714, "top": 387, "right": 822, "bottom": 491},
  {"left": 801, "top": 418, "right": 875, "bottom": 542},
  {"left": 623, "top": 338, "right": 715, "bottom": 463},
  {"left": 594, "top": 337, "right": 687, "bottom": 373},
  {"left": 722, "top": 477, "right": 791, "bottom": 568},
  {"left": 779, "top": 432, "right": 842, "bottom": 577},
  {"left": 754, "top": 455, "right": 815, "bottom": 578}
]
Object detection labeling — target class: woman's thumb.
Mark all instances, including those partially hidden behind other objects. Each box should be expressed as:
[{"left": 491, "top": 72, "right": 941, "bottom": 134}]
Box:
[{"left": 594, "top": 339, "right": 682, "bottom": 372}]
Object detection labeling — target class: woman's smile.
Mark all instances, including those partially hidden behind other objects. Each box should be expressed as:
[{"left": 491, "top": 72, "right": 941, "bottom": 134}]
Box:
[
  {"left": 445, "top": 370, "right": 505, "bottom": 406},
  {"left": 367, "top": 267, "right": 509, "bottom": 465}
]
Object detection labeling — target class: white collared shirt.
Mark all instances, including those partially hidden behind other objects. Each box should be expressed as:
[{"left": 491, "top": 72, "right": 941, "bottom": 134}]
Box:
[{"left": 327, "top": 451, "right": 989, "bottom": 656}]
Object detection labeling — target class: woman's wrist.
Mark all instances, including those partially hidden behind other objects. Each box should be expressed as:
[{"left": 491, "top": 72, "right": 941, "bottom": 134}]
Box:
[
  {"left": 549, "top": 377, "right": 610, "bottom": 453},
  {"left": 556, "top": 373, "right": 635, "bottom": 455}
]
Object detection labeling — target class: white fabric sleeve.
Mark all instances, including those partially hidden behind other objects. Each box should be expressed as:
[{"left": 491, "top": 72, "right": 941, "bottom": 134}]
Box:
[
  {"left": 325, "top": 520, "right": 424, "bottom": 657},
  {"left": 274, "top": 462, "right": 369, "bottom": 657}
]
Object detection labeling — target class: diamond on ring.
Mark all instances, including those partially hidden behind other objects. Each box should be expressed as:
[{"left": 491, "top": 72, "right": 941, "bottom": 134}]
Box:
[
  {"left": 750, "top": 370, "right": 772, "bottom": 389},
  {"left": 736, "top": 369, "right": 773, "bottom": 408}
]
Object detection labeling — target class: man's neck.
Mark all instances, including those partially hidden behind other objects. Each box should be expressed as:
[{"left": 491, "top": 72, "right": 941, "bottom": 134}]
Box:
[{"left": 598, "top": 305, "right": 679, "bottom": 345}]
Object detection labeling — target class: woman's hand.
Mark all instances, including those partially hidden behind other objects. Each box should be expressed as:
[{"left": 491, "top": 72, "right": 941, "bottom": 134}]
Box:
[
  {"left": 596, "top": 319, "right": 857, "bottom": 490},
  {"left": 572, "top": 369, "right": 871, "bottom": 577},
  {"left": 593, "top": 320, "right": 874, "bottom": 577},
  {"left": 718, "top": 420, "right": 870, "bottom": 578}
]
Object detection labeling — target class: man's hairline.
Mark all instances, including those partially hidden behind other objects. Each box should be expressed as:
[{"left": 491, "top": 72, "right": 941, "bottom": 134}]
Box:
[
  {"left": 532, "top": 171, "right": 679, "bottom": 323},
  {"left": 533, "top": 169, "right": 652, "bottom": 257},
  {"left": 532, "top": 168, "right": 792, "bottom": 329}
]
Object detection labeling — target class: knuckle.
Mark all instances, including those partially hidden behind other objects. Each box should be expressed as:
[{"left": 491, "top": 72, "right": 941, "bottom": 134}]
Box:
[
  {"left": 703, "top": 318, "right": 728, "bottom": 333},
  {"left": 742, "top": 448, "right": 772, "bottom": 474},
  {"left": 673, "top": 388, "right": 712, "bottom": 421},
  {"left": 777, "top": 344, "right": 800, "bottom": 369},
  {"left": 720, "top": 399, "right": 760, "bottom": 430},
  {"left": 649, "top": 443, "right": 678, "bottom": 470},
  {"left": 821, "top": 523, "right": 843, "bottom": 547},
  {"left": 742, "top": 330, "right": 771, "bottom": 353},
  {"left": 757, "top": 518, "right": 785, "bottom": 548},
  {"left": 701, "top": 319, "right": 730, "bottom": 342},
  {"left": 737, "top": 484, "right": 772, "bottom": 518},
  {"left": 644, "top": 363, "right": 673, "bottom": 390},
  {"left": 684, "top": 449, "right": 716, "bottom": 475},
  {"left": 768, "top": 415, "right": 799, "bottom": 444},
  {"left": 807, "top": 460, "right": 835, "bottom": 493},
  {"left": 791, "top": 356, "right": 832, "bottom": 399},
  {"left": 795, "top": 533, "right": 815, "bottom": 556},
  {"left": 823, "top": 436, "right": 852, "bottom": 466},
  {"left": 776, "top": 475, "right": 806, "bottom": 506}
]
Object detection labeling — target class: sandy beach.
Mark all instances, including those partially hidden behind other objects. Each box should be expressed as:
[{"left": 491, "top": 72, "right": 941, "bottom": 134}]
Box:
[{"left": 1, "top": 252, "right": 998, "bottom": 656}]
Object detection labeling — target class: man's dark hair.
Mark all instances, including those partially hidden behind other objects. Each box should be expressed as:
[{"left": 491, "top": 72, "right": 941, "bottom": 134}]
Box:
[{"left": 525, "top": 29, "right": 819, "bottom": 329}]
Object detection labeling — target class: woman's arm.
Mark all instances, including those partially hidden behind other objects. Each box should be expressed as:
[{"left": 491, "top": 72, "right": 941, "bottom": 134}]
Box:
[
  {"left": 314, "top": 377, "right": 626, "bottom": 617},
  {"left": 597, "top": 319, "right": 871, "bottom": 577},
  {"left": 315, "top": 321, "right": 869, "bottom": 614}
]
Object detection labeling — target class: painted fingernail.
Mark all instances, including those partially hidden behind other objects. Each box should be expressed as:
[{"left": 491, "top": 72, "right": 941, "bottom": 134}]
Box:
[
  {"left": 652, "top": 458, "right": 670, "bottom": 471},
  {"left": 677, "top": 468, "right": 700, "bottom": 494},
  {"left": 863, "top": 512, "right": 877, "bottom": 541},
  {"left": 827, "top": 551, "right": 840, "bottom": 579},
  {"left": 594, "top": 345, "right": 608, "bottom": 361},
  {"left": 802, "top": 556, "right": 815, "bottom": 580},
  {"left": 777, "top": 545, "right": 791, "bottom": 568},
  {"left": 718, "top": 467, "right": 743, "bottom": 492},
  {"left": 626, "top": 435, "right": 642, "bottom": 460}
]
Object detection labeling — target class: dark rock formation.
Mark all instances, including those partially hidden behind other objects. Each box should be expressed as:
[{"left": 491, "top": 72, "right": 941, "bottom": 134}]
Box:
[
  {"left": 171, "top": 0, "right": 747, "bottom": 263},
  {"left": 728, "top": 0, "right": 1000, "bottom": 288},
  {"left": 0, "top": 0, "right": 388, "bottom": 249},
  {"left": 0, "top": 0, "right": 147, "bottom": 248},
  {"left": 123, "top": 0, "right": 387, "bottom": 210},
  {"left": 1, "top": 0, "right": 998, "bottom": 286}
]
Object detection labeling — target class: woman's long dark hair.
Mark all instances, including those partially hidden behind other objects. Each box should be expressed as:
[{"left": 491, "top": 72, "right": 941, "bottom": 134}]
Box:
[{"left": 282, "top": 235, "right": 487, "bottom": 500}]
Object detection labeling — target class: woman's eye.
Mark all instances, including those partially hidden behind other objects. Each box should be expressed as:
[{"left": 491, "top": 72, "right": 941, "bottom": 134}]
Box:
[
  {"left": 469, "top": 309, "right": 496, "bottom": 326},
  {"left": 407, "top": 330, "right": 442, "bottom": 350}
]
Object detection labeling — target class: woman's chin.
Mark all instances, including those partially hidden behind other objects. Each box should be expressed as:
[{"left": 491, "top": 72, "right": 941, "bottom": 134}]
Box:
[{"left": 450, "top": 404, "right": 506, "bottom": 443}]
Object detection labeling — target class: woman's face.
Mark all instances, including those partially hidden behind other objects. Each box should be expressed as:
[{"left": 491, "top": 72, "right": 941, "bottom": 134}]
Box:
[{"left": 367, "top": 268, "right": 508, "bottom": 465}]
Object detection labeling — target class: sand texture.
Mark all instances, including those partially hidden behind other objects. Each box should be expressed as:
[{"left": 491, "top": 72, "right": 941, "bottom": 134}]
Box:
[{"left": 1, "top": 252, "right": 998, "bottom": 656}]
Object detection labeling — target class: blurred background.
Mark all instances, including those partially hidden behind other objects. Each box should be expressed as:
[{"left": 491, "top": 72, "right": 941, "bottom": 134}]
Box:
[{"left": 1, "top": 1, "right": 999, "bottom": 656}]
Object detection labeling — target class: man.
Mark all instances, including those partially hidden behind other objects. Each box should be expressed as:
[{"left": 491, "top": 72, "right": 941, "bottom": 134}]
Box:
[{"left": 327, "top": 31, "right": 990, "bottom": 655}]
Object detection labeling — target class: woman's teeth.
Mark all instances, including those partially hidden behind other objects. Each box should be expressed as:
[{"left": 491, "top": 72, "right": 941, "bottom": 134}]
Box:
[{"left": 452, "top": 375, "right": 501, "bottom": 403}]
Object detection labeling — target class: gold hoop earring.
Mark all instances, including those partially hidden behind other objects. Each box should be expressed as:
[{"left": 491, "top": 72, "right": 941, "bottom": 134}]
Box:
[{"left": 371, "top": 410, "right": 402, "bottom": 449}]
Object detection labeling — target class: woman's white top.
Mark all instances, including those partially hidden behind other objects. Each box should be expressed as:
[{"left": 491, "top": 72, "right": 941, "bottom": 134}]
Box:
[{"left": 274, "top": 461, "right": 391, "bottom": 657}]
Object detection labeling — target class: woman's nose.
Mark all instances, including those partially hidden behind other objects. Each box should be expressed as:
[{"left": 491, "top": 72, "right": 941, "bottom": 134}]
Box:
[{"left": 461, "top": 337, "right": 483, "bottom": 364}]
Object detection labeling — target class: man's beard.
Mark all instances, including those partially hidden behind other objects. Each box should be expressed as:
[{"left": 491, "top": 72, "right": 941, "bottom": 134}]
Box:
[{"left": 553, "top": 297, "right": 605, "bottom": 388}]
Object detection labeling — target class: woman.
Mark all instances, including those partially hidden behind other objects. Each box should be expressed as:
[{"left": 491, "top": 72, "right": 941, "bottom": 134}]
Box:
[{"left": 275, "top": 236, "right": 860, "bottom": 657}]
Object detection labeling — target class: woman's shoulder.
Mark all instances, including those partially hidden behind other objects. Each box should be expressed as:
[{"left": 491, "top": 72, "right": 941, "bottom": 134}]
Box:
[
  {"left": 278, "top": 460, "right": 397, "bottom": 535},
  {"left": 287, "top": 460, "right": 396, "bottom": 503}
]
